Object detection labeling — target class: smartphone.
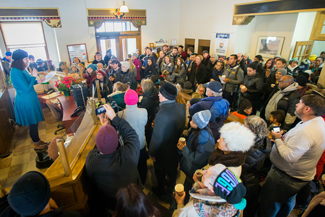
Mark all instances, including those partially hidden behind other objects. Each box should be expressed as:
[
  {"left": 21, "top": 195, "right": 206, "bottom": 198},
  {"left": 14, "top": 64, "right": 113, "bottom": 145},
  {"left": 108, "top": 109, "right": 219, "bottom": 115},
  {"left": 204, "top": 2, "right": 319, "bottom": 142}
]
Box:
[
  {"left": 273, "top": 127, "right": 280, "bottom": 133},
  {"left": 95, "top": 106, "right": 106, "bottom": 116}
]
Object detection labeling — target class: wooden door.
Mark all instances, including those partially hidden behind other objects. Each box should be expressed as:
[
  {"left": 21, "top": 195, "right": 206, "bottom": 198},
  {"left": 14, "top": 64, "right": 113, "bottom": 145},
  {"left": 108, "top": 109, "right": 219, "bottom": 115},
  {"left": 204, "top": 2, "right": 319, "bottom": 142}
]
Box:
[
  {"left": 198, "top": 39, "right": 211, "bottom": 55},
  {"left": 292, "top": 41, "right": 314, "bottom": 64},
  {"left": 118, "top": 35, "right": 141, "bottom": 61}
]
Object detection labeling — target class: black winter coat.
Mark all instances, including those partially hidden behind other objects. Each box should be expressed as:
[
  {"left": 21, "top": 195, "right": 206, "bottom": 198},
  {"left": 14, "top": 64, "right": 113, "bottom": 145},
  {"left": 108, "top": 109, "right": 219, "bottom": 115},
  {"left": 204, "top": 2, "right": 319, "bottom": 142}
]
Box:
[
  {"left": 139, "top": 88, "right": 159, "bottom": 127},
  {"left": 91, "top": 77, "right": 113, "bottom": 99},
  {"left": 149, "top": 101, "right": 186, "bottom": 167},
  {"left": 241, "top": 74, "right": 263, "bottom": 100},
  {"left": 117, "top": 70, "right": 137, "bottom": 90},
  {"left": 189, "top": 63, "right": 208, "bottom": 85},
  {"left": 211, "top": 68, "right": 224, "bottom": 82},
  {"left": 202, "top": 56, "right": 210, "bottom": 67},
  {"left": 207, "top": 61, "right": 216, "bottom": 75},
  {"left": 239, "top": 59, "right": 247, "bottom": 76},
  {"left": 143, "top": 65, "right": 157, "bottom": 78},
  {"left": 85, "top": 116, "right": 140, "bottom": 209}
]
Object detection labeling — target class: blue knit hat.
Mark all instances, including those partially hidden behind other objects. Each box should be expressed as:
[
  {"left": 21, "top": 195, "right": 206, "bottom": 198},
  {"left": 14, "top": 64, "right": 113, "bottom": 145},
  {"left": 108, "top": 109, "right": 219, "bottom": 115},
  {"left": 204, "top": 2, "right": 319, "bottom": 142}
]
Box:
[
  {"left": 87, "top": 64, "right": 97, "bottom": 71},
  {"left": 192, "top": 110, "right": 211, "bottom": 129},
  {"left": 5, "top": 51, "right": 12, "bottom": 56}
]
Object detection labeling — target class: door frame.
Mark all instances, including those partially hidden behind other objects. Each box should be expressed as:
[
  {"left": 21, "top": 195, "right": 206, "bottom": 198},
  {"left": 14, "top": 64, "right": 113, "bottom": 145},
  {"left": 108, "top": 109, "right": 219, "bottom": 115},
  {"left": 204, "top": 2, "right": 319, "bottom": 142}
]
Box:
[{"left": 118, "top": 34, "right": 141, "bottom": 61}]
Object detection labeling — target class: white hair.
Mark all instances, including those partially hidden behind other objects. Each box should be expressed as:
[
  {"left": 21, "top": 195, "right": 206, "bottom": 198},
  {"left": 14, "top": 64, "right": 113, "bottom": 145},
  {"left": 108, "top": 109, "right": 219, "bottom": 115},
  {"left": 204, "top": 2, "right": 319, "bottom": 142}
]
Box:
[
  {"left": 207, "top": 88, "right": 222, "bottom": 97},
  {"left": 219, "top": 122, "right": 255, "bottom": 152},
  {"left": 121, "top": 61, "right": 130, "bottom": 69}
]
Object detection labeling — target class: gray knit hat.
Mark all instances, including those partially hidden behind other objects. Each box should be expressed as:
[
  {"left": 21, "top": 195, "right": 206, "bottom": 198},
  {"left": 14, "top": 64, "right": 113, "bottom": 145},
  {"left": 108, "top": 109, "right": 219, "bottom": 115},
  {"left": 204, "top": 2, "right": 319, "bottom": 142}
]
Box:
[
  {"left": 192, "top": 110, "right": 211, "bottom": 129},
  {"left": 277, "top": 68, "right": 287, "bottom": 76}
]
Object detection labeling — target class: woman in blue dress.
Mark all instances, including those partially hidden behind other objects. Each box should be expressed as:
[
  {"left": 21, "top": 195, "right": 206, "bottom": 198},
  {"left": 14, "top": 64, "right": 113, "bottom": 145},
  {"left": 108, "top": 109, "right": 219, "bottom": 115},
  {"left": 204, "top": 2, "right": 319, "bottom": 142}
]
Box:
[{"left": 10, "top": 49, "right": 47, "bottom": 151}]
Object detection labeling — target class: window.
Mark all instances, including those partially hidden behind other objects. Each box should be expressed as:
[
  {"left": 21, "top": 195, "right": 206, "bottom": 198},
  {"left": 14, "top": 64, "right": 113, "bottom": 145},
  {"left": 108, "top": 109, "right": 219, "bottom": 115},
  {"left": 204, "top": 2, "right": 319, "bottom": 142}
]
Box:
[
  {"left": 0, "top": 22, "right": 48, "bottom": 60},
  {"left": 96, "top": 21, "right": 138, "bottom": 33}
]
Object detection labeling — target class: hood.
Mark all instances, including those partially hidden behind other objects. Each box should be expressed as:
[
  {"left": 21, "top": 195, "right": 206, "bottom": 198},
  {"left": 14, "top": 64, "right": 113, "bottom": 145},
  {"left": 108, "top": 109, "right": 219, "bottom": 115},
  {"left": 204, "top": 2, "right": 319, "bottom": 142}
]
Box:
[
  {"left": 107, "top": 90, "right": 125, "bottom": 97},
  {"left": 143, "top": 87, "right": 159, "bottom": 98},
  {"left": 281, "top": 82, "right": 299, "bottom": 93}
]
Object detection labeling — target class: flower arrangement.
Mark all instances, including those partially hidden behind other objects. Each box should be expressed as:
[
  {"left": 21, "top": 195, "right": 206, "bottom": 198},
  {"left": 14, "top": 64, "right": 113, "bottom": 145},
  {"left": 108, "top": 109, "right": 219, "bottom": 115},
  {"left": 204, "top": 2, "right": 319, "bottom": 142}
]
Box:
[{"left": 55, "top": 76, "right": 75, "bottom": 95}]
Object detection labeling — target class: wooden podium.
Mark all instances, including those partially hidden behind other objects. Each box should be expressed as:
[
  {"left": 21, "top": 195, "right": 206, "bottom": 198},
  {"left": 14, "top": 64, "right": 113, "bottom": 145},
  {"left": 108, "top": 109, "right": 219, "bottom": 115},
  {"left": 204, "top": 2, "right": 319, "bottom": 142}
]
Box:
[{"left": 44, "top": 100, "right": 98, "bottom": 214}]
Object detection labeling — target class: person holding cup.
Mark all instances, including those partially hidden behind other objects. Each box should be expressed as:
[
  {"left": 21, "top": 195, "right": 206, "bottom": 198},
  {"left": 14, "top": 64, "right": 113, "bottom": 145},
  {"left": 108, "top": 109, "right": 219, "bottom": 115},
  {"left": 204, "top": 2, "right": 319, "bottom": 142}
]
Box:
[{"left": 177, "top": 110, "right": 215, "bottom": 203}]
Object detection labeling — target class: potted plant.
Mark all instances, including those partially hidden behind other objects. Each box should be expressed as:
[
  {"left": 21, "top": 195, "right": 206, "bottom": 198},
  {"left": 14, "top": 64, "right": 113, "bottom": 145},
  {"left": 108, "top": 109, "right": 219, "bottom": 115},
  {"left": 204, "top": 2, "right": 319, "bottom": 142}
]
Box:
[{"left": 55, "top": 76, "right": 75, "bottom": 96}]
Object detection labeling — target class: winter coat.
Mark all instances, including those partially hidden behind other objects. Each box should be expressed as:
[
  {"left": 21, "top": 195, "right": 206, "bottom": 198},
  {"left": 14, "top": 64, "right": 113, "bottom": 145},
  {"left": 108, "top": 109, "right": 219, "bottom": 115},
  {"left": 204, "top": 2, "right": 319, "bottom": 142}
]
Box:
[
  {"left": 189, "top": 96, "right": 229, "bottom": 141},
  {"left": 149, "top": 101, "right": 186, "bottom": 167},
  {"left": 142, "top": 55, "right": 156, "bottom": 68},
  {"left": 156, "top": 56, "right": 165, "bottom": 75},
  {"left": 139, "top": 87, "right": 159, "bottom": 127},
  {"left": 180, "top": 51, "right": 187, "bottom": 61},
  {"left": 180, "top": 128, "right": 215, "bottom": 178},
  {"left": 211, "top": 68, "right": 224, "bottom": 82},
  {"left": 91, "top": 77, "right": 113, "bottom": 99},
  {"left": 202, "top": 56, "right": 210, "bottom": 67},
  {"left": 170, "top": 53, "right": 181, "bottom": 66},
  {"left": 256, "top": 62, "right": 266, "bottom": 81},
  {"left": 286, "top": 66, "right": 299, "bottom": 77},
  {"left": 85, "top": 116, "right": 140, "bottom": 208},
  {"left": 189, "top": 63, "right": 208, "bottom": 85},
  {"left": 143, "top": 65, "right": 157, "bottom": 78},
  {"left": 107, "top": 91, "right": 126, "bottom": 109},
  {"left": 239, "top": 59, "right": 247, "bottom": 75},
  {"left": 207, "top": 61, "right": 216, "bottom": 75},
  {"left": 92, "top": 59, "right": 105, "bottom": 66},
  {"left": 222, "top": 64, "right": 244, "bottom": 93},
  {"left": 2, "top": 58, "right": 10, "bottom": 77},
  {"left": 161, "top": 63, "right": 174, "bottom": 75},
  {"left": 10, "top": 68, "right": 44, "bottom": 126},
  {"left": 264, "top": 71, "right": 278, "bottom": 100},
  {"left": 133, "top": 59, "right": 141, "bottom": 80},
  {"left": 241, "top": 74, "right": 263, "bottom": 100},
  {"left": 117, "top": 70, "right": 137, "bottom": 90},
  {"left": 172, "top": 65, "right": 186, "bottom": 83},
  {"left": 118, "top": 105, "right": 147, "bottom": 150},
  {"left": 83, "top": 73, "right": 96, "bottom": 88}
]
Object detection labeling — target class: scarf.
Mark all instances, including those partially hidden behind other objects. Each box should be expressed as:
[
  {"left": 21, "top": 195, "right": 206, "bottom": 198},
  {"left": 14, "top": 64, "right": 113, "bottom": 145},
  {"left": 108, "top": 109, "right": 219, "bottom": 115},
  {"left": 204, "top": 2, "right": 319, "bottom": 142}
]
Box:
[
  {"left": 208, "top": 148, "right": 246, "bottom": 167},
  {"left": 193, "top": 199, "right": 237, "bottom": 217}
]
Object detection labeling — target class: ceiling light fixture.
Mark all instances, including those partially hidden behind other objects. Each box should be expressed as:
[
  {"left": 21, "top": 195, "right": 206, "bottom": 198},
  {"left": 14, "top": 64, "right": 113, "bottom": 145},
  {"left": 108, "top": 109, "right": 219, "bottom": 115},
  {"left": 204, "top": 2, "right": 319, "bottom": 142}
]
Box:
[{"left": 120, "top": 1, "right": 129, "bottom": 13}]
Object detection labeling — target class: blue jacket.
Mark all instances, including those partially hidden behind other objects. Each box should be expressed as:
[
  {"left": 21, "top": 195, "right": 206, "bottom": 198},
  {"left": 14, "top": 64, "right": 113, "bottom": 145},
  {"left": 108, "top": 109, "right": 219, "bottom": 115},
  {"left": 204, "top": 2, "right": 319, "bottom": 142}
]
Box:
[
  {"left": 180, "top": 128, "right": 215, "bottom": 178},
  {"left": 10, "top": 68, "right": 44, "bottom": 126},
  {"left": 189, "top": 96, "right": 229, "bottom": 141}
]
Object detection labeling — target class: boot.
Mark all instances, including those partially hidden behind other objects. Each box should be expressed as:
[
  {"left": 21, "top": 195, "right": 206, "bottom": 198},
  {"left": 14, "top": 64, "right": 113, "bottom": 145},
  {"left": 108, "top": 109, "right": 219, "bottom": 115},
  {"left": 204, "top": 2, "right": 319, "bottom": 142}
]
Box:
[{"left": 34, "top": 140, "right": 48, "bottom": 152}]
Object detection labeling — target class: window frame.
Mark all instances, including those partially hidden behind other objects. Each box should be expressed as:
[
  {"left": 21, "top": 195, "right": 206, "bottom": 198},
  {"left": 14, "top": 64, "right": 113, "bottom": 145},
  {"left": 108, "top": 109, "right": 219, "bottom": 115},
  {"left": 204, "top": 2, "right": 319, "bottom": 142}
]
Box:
[
  {"left": 0, "top": 21, "right": 50, "bottom": 60},
  {"left": 95, "top": 20, "right": 139, "bottom": 33}
]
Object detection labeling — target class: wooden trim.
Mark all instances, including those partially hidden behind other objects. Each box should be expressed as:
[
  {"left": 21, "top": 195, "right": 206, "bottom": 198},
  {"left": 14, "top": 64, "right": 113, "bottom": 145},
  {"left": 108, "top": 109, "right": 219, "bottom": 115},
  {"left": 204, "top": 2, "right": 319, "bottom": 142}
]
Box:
[
  {"left": 234, "top": 9, "right": 325, "bottom": 17},
  {"left": 57, "top": 139, "right": 71, "bottom": 176},
  {"left": 310, "top": 11, "right": 325, "bottom": 41},
  {"left": 234, "top": 0, "right": 280, "bottom": 7},
  {"left": 0, "top": 23, "right": 8, "bottom": 51},
  {"left": 41, "top": 21, "right": 50, "bottom": 60}
]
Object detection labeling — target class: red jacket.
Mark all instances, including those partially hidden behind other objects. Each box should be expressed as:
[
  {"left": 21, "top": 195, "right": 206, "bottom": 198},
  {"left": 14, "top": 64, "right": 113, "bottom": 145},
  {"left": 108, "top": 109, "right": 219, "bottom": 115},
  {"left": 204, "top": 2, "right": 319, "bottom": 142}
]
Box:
[
  {"left": 315, "top": 115, "right": 325, "bottom": 180},
  {"left": 180, "top": 51, "right": 187, "bottom": 61}
]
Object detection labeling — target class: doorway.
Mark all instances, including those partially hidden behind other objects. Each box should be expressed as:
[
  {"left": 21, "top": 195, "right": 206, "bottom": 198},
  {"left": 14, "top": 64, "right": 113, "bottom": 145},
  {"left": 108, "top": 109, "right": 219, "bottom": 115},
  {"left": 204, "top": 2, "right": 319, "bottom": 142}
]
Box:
[{"left": 95, "top": 20, "right": 141, "bottom": 62}]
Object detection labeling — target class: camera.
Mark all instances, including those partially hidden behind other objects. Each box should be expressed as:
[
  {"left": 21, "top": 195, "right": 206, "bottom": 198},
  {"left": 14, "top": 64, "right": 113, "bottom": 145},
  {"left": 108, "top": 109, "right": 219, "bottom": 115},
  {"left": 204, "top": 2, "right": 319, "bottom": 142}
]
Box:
[
  {"left": 273, "top": 127, "right": 280, "bottom": 133},
  {"left": 95, "top": 101, "right": 118, "bottom": 116}
]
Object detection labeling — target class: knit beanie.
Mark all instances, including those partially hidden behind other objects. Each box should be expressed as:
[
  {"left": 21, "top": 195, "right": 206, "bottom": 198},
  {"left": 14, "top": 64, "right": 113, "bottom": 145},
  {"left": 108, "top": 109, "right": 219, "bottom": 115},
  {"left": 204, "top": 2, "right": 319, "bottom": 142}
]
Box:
[
  {"left": 190, "top": 98, "right": 201, "bottom": 106},
  {"left": 5, "top": 51, "right": 12, "bottom": 56},
  {"left": 247, "top": 62, "right": 258, "bottom": 70},
  {"left": 211, "top": 54, "right": 218, "bottom": 59},
  {"left": 296, "top": 75, "right": 308, "bottom": 87},
  {"left": 159, "top": 82, "right": 177, "bottom": 100},
  {"left": 277, "top": 68, "right": 287, "bottom": 76},
  {"left": 289, "top": 58, "right": 298, "bottom": 64},
  {"left": 184, "top": 81, "right": 192, "bottom": 89},
  {"left": 97, "top": 69, "right": 106, "bottom": 77},
  {"left": 192, "top": 110, "right": 211, "bottom": 129},
  {"left": 96, "top": 125, "right": 119, "bottom": 154},
  {"left": 12, "top": 49, "right": 28, "bottom": 61},
  {"left": 8, "top": 171, "right": 51, "bottom": 216},
  {"left": 87, "top": 64, "right": 97, "bottom": 72},
  {"left": 213, "top": 166, "right": 247, "bottom": 207},
  {"left": 124, "top": 89, "right": 138, "bottom": 105},
  {"left": 309, "top": 55, "right": 317, "bottom": 61}
]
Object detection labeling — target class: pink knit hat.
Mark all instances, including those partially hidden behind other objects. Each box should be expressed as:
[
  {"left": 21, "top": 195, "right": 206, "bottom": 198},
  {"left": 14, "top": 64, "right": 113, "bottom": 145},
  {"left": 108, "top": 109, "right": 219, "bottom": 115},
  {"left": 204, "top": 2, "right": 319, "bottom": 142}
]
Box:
[
  {"left": 124, "top": 89, "right": 138, "bottom": 105},
  {"left": 95, "top": 125, "right": 118, "bottom": 155}
]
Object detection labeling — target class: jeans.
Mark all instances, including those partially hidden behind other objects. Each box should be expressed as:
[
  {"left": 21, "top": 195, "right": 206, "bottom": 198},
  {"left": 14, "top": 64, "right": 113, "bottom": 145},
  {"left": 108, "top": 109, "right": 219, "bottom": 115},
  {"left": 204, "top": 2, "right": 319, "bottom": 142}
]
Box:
[{"left": 259, "top": 166, "right": 309, "bottom": 217}]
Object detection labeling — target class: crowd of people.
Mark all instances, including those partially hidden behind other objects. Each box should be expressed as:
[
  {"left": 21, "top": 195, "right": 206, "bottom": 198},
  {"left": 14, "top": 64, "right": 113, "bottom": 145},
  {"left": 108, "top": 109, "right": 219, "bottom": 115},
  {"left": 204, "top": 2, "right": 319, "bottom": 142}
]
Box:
[{"left": 1, "top": 46, "right": 325, "bottom": 217}]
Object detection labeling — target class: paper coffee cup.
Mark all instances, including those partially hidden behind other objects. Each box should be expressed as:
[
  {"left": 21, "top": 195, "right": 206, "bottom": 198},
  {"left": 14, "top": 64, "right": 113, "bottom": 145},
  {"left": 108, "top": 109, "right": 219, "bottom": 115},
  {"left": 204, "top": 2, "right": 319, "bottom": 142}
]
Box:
[
  {"left": 195, "top": 169, "right": 203, "bottom": 181},
  {"left": 222, "top": 75, "right": 226, "bottom": 78},
  {"left": 175, "top": 184, "right": 184, "bottom": 196},
  {"left": 179, "top": 137, "right": 186, "bottom": 145}
]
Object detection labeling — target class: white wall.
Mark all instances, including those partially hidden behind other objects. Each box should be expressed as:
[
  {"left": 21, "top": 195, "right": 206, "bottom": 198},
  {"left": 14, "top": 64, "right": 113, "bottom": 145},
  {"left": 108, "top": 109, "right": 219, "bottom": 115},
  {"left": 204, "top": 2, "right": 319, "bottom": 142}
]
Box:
[
  {"left": 178, "top": 0, "right": 258, "bottom": 56},
  {"left": 234, "top": 18, "right": 257, "bottom": 56},
  {"left": 248, "top": 13, "right": 298, "bottom": 61},
  {"left": 289, "top": 11, "right": 317, "bottom": 59}
]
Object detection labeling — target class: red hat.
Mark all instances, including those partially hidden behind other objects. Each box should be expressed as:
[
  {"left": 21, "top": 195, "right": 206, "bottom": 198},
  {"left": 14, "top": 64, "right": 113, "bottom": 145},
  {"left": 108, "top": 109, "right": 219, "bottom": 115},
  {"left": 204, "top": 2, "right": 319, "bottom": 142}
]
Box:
[
  {"left": 163, "top": 44, "right": 168, "bottom": 47},
  {"left": 96, "top": 69, "right": 106, "bottom": 77},
  {"left": 124, "top": 89, "right": 138, "bottom": 105},
  {"left": 95, "top": 125, "right": 119, "bottom": 155}
]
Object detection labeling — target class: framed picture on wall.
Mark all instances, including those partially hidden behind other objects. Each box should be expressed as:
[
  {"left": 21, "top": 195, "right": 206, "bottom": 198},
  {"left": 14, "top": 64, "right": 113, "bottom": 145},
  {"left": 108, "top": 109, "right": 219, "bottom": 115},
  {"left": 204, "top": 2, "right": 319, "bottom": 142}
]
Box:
[
  {"left": 67, "top": 43, "right": 89, "bottom": 65},
  {"left": 255, "top": 36, "right": 285, "bottom": 58}
]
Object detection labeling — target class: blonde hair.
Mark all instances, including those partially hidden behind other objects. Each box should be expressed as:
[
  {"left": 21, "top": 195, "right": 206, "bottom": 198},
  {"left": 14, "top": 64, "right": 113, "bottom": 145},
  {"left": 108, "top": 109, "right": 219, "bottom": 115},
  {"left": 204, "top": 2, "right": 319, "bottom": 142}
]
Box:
[
  {"left": 165, "top": 56, "right": 173, "bottom": 65},
  {"left": 141, "top": 79, "right": 154, "bottom": 93},
  {"left": 197, "top": 55, "right": 203, "bottom": 61},
  {"left": 113, "top": 82, "right": 127, "bottom": 92},
  {"left": 128, "top": 59, "right": 136, "bottom": 71},
  {"left": 196, "top": 84, "right": 205, "bottom": 93},
  {"left": 162, "top": 70, "right": 169, "bottom": 77}
]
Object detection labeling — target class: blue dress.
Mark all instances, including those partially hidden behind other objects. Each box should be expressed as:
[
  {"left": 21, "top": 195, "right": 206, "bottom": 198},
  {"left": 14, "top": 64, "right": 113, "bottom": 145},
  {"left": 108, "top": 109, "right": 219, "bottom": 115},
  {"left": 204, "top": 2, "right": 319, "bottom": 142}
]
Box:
[{"left": 10, "top": 67, "right": 44, "bottom": 126}]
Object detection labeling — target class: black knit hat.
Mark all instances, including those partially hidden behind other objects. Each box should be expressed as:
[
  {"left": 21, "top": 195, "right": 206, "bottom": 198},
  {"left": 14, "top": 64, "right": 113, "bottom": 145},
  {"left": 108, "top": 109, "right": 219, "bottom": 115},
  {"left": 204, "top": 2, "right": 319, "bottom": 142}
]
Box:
[
  {"left": 213, "top": 167, "right": 246, "bottom": 205},
  {"left": 247, "top": 62, "right": 258, "bottom": 70},
  {"left": 296, "top": 75, "right": 308, "bottom": 87},
  {"left": 8, "top": 171, "right": 51, "bottom": 216},
  {"left": 12, "top": 49, "right": 28, "bottom": 61},
  {"left": 159, "top": 82, "right": 177, "bottom": 100},
  {"left": 184, "top": 81, "right": 192, "bottom": 89}
]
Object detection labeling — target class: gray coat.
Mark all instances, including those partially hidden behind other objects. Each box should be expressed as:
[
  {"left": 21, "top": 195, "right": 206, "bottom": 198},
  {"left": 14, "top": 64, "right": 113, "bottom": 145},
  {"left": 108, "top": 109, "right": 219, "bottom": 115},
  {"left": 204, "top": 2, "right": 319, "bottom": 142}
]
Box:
[
  {"left": 172, "top": 65, "right": 186, "bottom": 83},
  {"left": 222, "top": 64, "right": 244, "bottom": 93},
  {"left": 161, "top": 63, "right": 174, "bottom": 75}
]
